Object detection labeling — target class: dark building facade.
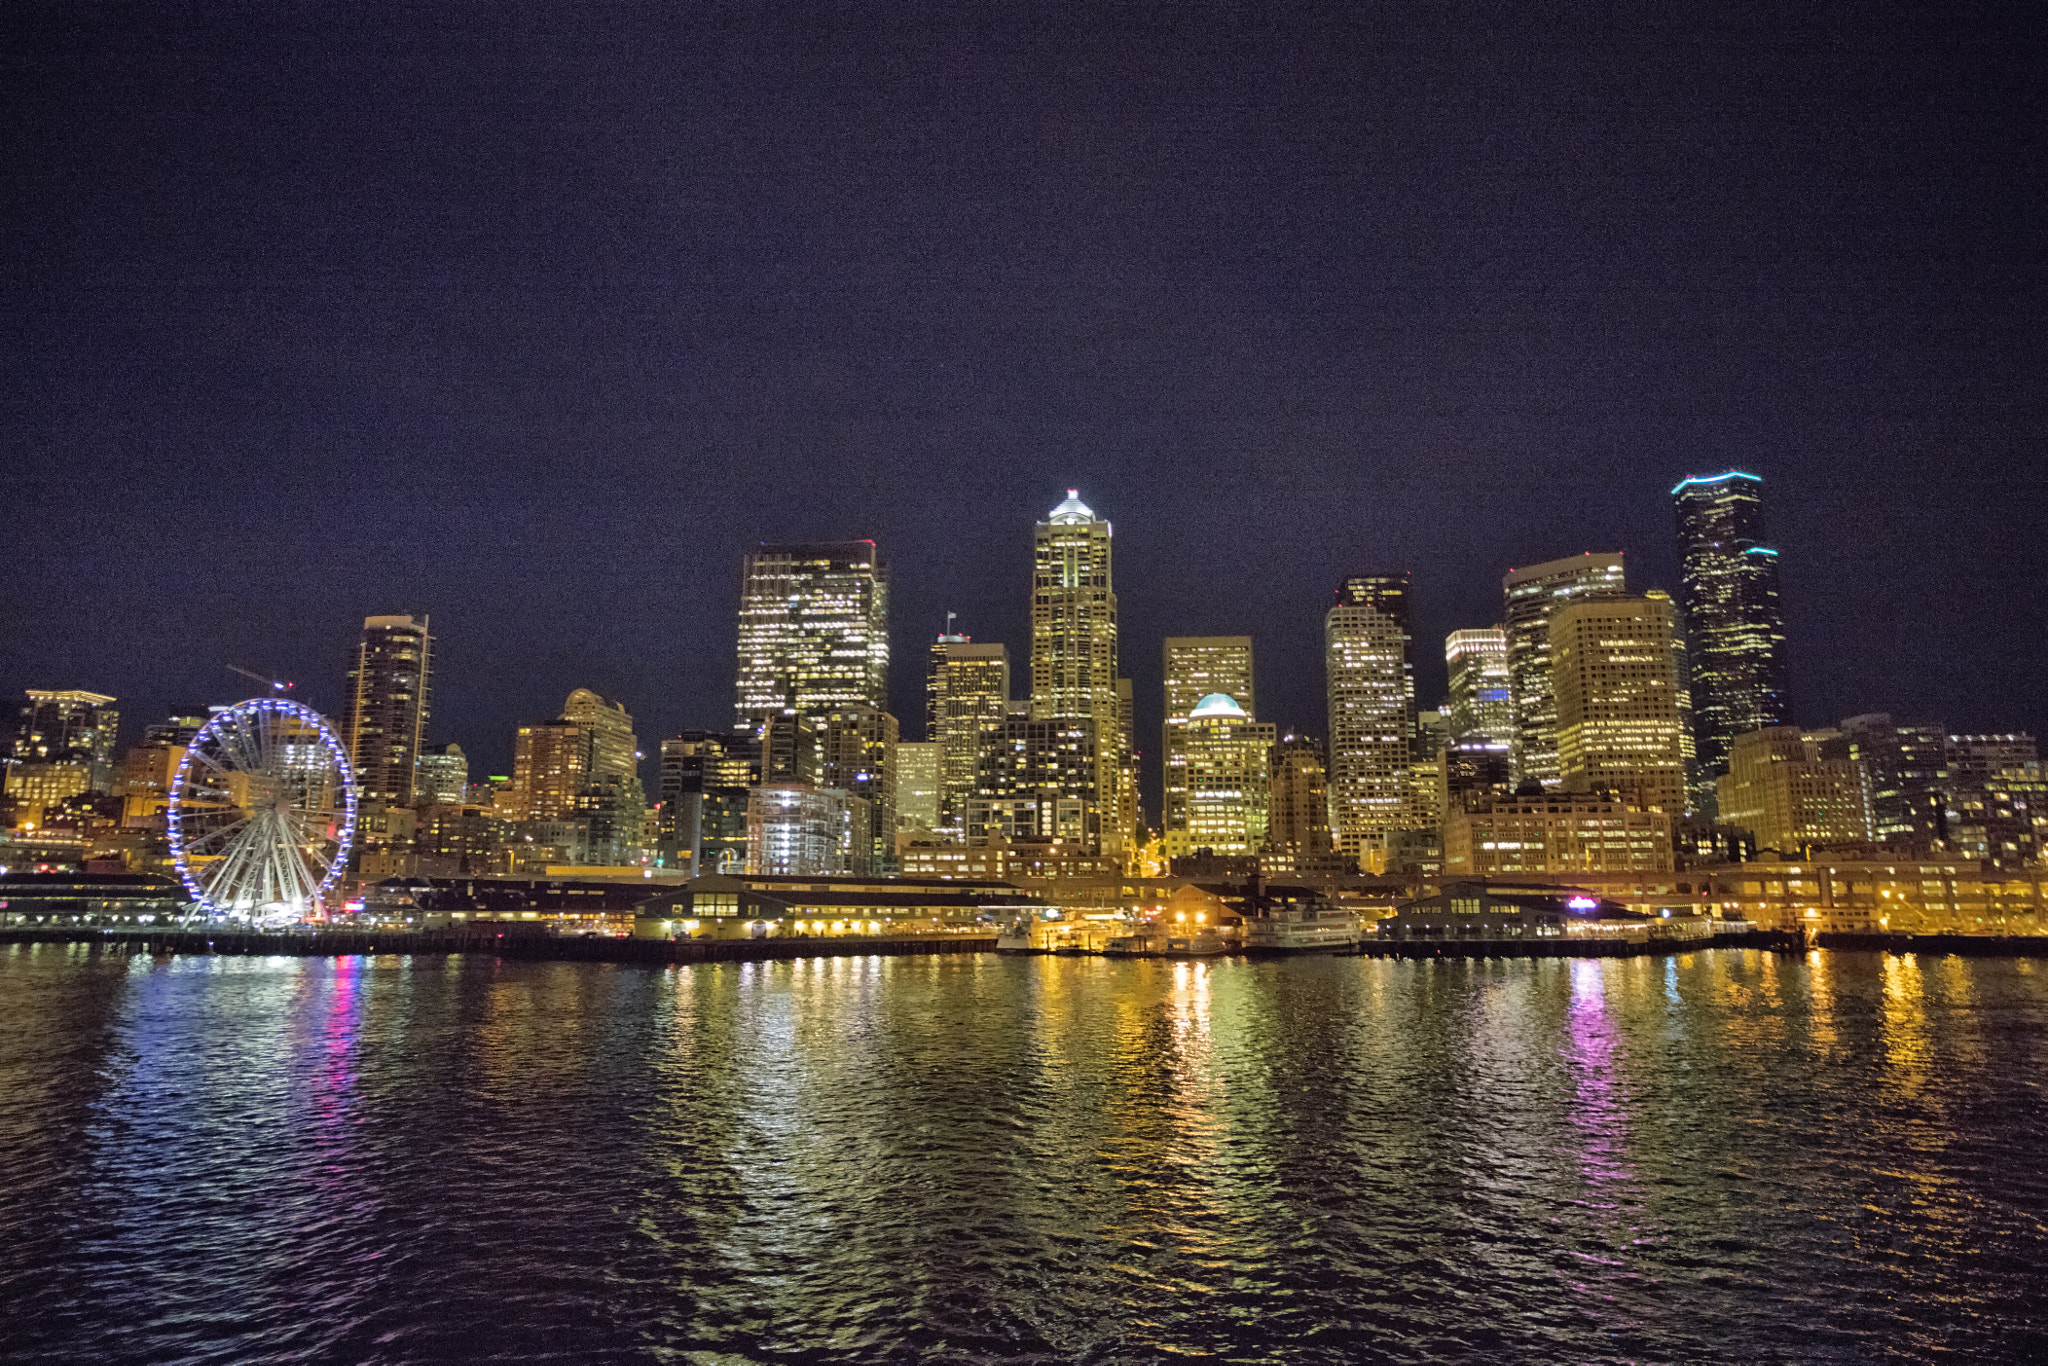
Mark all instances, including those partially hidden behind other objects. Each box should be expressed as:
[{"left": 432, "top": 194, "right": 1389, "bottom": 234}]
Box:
[{"left": 1673, "top": 472, "right": 1787, "bottom": 799}]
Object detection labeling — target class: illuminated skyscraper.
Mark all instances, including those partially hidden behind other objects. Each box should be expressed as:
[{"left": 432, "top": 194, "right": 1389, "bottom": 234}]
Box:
[
  {"left": 1029, "top": 491, "right": 1129, "bottom": 853},
  {"left": 8, "top": 689, "right": 119, "bottom": 791},
  {"left": 1673, "top": 471, "right": 1788, "bottom": 793},
  {"left": 927, "top": 636, "right": 1010, "bottom": 834},
  {"left": 1550, "top": 595, "right": 1688, "bottom": 814},
  {"left": 415, "top": 742, "right": 469, "bottom": 804},
  {"left": 1444, "top": 629, "right": 1512, "bottom": 745},
  {"left": 1266, "top": 734, "right": 1334, "bottom": 864},
  {"left": 734, "top": 541, "right": 889, "bottom": 727},
  {"left": 895, "top": 741, "right": 940, "bottom": 832},
  {"left": 1173, "top": 693, "right": 1275, "bottom": 856},
  {"left": 1161, "top": 637, "right": 1254, "bottom": 844},
  {"left": 342, "top": 614, "right": 432, "bottom": 805},
  {"left": 1718, "top": 727, "right": 1871, "bottom": 853},
  {"left": 820, "top": 702, "right": 898, "bottom": 873},
  {"left": 1324, "top": 574, "right": 1415, "bottom": 866},
  {"left": 509, "top": 689, "right": 646, "bottom": 865},
  {"left": 1502, "top": 554, "right": 1625, "bottom": 789},
  {"left": 657, "top": 731, "right": 753, "bottom": 874}
]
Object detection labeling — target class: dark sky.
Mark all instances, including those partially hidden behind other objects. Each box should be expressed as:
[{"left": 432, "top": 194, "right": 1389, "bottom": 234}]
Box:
[{"left": 5, "top": 2, "right": 2043, "bottom": 816}]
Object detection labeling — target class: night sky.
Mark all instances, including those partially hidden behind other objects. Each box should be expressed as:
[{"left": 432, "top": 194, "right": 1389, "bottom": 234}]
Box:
[{"left": 6, "top": 3, "right": 2043, "bottom": 814}]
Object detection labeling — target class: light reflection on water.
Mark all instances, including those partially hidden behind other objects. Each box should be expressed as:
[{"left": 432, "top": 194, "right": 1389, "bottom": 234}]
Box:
[{"left": 1, "top": 944, "right": 2046, "bottom": 1363}]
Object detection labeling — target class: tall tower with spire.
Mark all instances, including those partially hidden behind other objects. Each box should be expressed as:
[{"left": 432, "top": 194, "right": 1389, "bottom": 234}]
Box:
[{"left": 1029, "top": 490, "right": 1133, "bottom": 854}]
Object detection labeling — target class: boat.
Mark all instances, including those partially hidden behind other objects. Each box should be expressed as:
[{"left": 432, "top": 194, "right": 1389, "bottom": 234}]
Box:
[{"left": 1236, "top": 878, "right": 1362, "bottom": 955}]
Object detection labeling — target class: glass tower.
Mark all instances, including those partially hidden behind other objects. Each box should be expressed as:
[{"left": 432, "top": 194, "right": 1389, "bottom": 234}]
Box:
[
  {"left": 1443, "top": 629, "right": 1512, "bottom": 745},
  {"left": 1161, "top": 636, "right": 1254, "bottom": 844},
  {"left": 342, "top": 615, "right": 432, "bottom": 806},
  {"left": 1029, "top": 491, "right": 1129, "bottom": 853},
  {"left": 1672, "top": 471, "right": 1787, "bottom": 793},
  {"left": 1502, "top": 554, "right": 1626, "bottom": 790},
  {"left": 1324, "top": 574, "right": 1416, "bottom": 867},
  {"left": 734, "top": 541, "right": 890, "bottom": 728}
]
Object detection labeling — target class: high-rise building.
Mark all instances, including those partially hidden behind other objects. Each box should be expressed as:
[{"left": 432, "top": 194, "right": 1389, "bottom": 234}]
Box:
[
  {"left": 970, "top": 716, "right": 1100, "bottom": 846},
  {"left": 1550, "top": 595, "right": 1689, "bottom": 814},
  {"left": 1162, "top": 637, "right": 1254, "bottom": 844},
  {"left": 508, "top": 690, "right": 646, "bottom": 865},
  {"left": 1444, "top": 630, "right": 1513, "bottom": 745},
  {"left": 1947, "top": 733, "right": 2039, "bottom": 788},
  {"left": 1718, "top": 727, "right": 1872, "bottom": 853},
  {"left": 1029, "top": 491, "right": 1127, "bottom": 853},
  {"left": 820, "top": 703, "right": 898, "bottom": 873},
  {"left": 734, "top": 542, "right": 889, "bottom": 727},
  {"left": 342, "top": 615, "right": 432, "bottom": 806},
  {"left": 1444, "top": 793, "right": 1675, "bottom": 875},
  {"left": 1266, "top": 734, "right": 1334, "bottom": 864},
  {"left": 9, "top": 689, "right": 120, "bottom": 791},
  {"left": 747, "top": 784, "right": 859, "bottom": 875},
  {"left": 895, "top": 741, "right": 940, "bottom": 832},
  {"left": 1440, "top": 737, "right": 1514, "bottom": 814},
  {"left": 927, "top": 637, "right": 1010, "bottom": 834},
  {"left": 1828, "top": 715, "right": 1950, "bottom": 845},
  {"left": 1171, "top": 693, "right": 1275, "bottom": 856},
  {"left": 1673, "top": 472, "right": 1788, "bottom": 798},
  {"left": 657, "top": 731, "right": 753, "bottom": 875},
  {"left": 415, "top": 742, "right": 469, "bottom": 805},
  {"left": 1502, "top": 554, "right": 1626, "bottom": 789},
  {"left": 1324, "top": 574, "right": 1415, "bottom": 867}
]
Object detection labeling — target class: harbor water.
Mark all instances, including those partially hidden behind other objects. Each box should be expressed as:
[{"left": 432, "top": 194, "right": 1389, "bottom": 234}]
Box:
[{"left": 2, "top": 943, "right": 2044, "bottom": 1362}]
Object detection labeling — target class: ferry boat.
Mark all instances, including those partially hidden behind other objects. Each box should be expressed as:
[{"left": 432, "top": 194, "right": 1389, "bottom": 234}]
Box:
[
  {"left": 1236, "top": 881, "right": 1362, "bottom": 955},
  {"left": 1102, "top": 930, "right": 1228, "bottom": 958}
]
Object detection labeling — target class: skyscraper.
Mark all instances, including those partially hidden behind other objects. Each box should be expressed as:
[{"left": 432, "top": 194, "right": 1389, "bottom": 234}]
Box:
[
  {"left": 508, "top": 689, "right": 645, "bottom": 865},
  {"left": 8, "top": 689, "right": 119, "bottom": 790},
  {"left": 1266, "top": 734, "right": 1334, "bottom": 865},
  {"left": 734, "top": 541, "right": 889, "bottom": 727},
  {"left": 342, "top": 614, "right": 432, "bottom": 806},
  {"left": 1444, "top": 629, "right": 1512, "bottom": 745},
  {"left": 1173, "top": 693, "right": 1275, "bottom": 856},
  {"left": 1673, "top": 471, "right": 1788, "bottom": 796},
  {"left": 1029, "top": 491, "right": 1128, "bottom": 853},
  {"left": 820, "top": 702, "right": 898, "bottom": 873},
  {"left": 927, "top": 637, "right": 1010, "bottom": 834},
  {"left": 415, "top": 742, "right": 469, "bottom": 804},
  {"left": 1324, "top": 574, "right": 1416, "bottom": 867},
  {"left": 1161, "top": 637, "right": 1254, "bottom": 844},
  {"left": 894, "top": 741, "right": 940, "bottom": 832},
  {"left": 657, "top": 731, "right": 753, "bottom": 875},
  {"left": 1718, "top": 727, "right": 1871, "bottom": 853},
  {"left": 1502, "top": 554, "right": 1625, "bottom": 789},
  {"left": 1549, "top": 595, "right": 1689, "bottom": 814}
]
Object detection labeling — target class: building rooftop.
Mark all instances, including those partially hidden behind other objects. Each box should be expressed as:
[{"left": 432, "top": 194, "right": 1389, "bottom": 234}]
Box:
[
  {"left": 1189, "top": 693, "right": 1248, "bottom": 719},
  {"left": 1045, "top": 489, "right": 1097, "bottom": 524}
]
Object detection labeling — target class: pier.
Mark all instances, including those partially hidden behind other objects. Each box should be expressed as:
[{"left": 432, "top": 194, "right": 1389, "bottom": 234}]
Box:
[{"left": 0, "top": 928, "right": 997, "bottom": 965}]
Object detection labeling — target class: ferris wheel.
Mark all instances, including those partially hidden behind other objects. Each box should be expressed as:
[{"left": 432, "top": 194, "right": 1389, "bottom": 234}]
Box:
[{"left": 166, "top": 697, "right": 358, "bottom": 924}]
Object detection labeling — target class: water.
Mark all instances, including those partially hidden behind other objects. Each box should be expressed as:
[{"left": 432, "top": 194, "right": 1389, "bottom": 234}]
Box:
[{"left": 3, "top": 944, "right": 2045, "bottom": 1363}]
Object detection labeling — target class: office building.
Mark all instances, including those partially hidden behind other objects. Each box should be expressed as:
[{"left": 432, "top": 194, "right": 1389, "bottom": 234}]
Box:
[
  {"left": 1947, "top": 734, "right": 2039, "bottom": 788},
  {"left": 734, "top": 541, "right": 889, "bottom": 726},
  {"left": 9, "top": 690, "right": 120, "bottom": 791},
  {"left": 1828, "top": 715, "right": 1950, "bottom": 845},
  {"left": 1443, "top": 794, "right": 1675, "bottom": 875},
  {"left": 895, "top": 741, "right": 940, "bottom": 832},
  {"left": 1266, "top": 734, "right": 1334, "bottom": 864},
  {"left": 507, "top": 690, "right": 646, "bottom": 865},
  {"left": 1550, "top": 595, "right": 1689, "bottom": 814},
  {"left": 1162, "top": 637, "right": 1254, "bottom": 843},
  {"left": 1169, "top": 693, "right": 1275, "bottom": 857},
  {"left": 1324, "top": 574, "right": 1415, "bottom": 867},
  {"left": 1502, "top": 554, "right": 1626, "bottom": 789},
  {"left": 1444, "top": 630, "right": 1513, "bottom": 745},
  {"left": 1672, "top": 471, "right": 1788, "bottom": 795},
  {"left": 1717, "top": 727, "right": 1872, "bottom": 854},
  {"left": 928, "top": 637, "right": 1010, "bottom": 833},
  {"left": 1029, "top": 491, "right": 1129, "bottom": 853},
  {"left": 342, "top": 615, "right": 432, "bottom": 806},
  {"left": 657, "top": 731, "right": 753, "bottom": 876},
  {"left": 415, "top": 743, "right": 469, "bottom": 805},
  {"left": 1441, "top": 737, "right": 1515, "bottom": 814},
  {"left": 820, "top": 703, "right": 898, "bottom": 873},
  {"left": 970, "top": 716, "right": 1100, "bottom": 846},
  {"left": 747, "top": 784, "right": 859, "bottom": 876}
]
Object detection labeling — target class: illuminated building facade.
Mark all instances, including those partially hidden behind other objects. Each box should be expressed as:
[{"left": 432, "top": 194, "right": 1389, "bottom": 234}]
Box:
[
  {"left": 1502, "top": 554, "right": 1626, "bottom": 789},
  {"left": 415, "top": 742, "right": 468, "bottom": 805},
  {"left": 1162, "top": 637, "right": 1254, "bottom": 843},
  {"left": 1443, "top": 793, "right": 1675, "bottom": 875},
  {"left": 1717, "top": 727, "right": 1872, "bottom": 854},
  {"left": 1673, "top": 471, "right": 1788, "bottom": 796},
  {"left": 342, "top": 615, "right": 432, "bottom": 806},
  {"left": 970, "top": 717, "right": 1099, "bottom": 846},
  {"left": 509, "top": 721, "right": 587, "bottom": 822},
  {"left": 1550, "top": 595, "right": 1689, "bottom": 814},
  {"left": 9, "top": 689, "right": 120, "bottom": 792},
  {"left": 1324, "top": 574, "right": 1415, "bottom": 866},
  {"left": 1029, "top": 491, "right": 1129, "bottom": 853},
  {"left": 1169, "top": 693, "right": 1275, "bottom": 856},
  {"left": 1444, "top": 629, "right": 1513, "bottom": 744},
  {"left": 657, "top": 731, "right": 753, "bottom": 875},
  {"left": 746, "top": 783, "right": 858, "bottom": 876},
  {"left": 1827, "top": 715, "right": 1949, "bottom": 845},
  {"left": 820, "top": 703, "right": 897, "bottom": 873},
  {"left": 506, "top": 690, "right": 646, "bottom": 865},
  {"left": 734, "top": 541, "right": 889, "bottom": 726},
  {"left": 1266, "top": 734, "right": 1333, "bottom": 863},
  {"left": 894, "top": 741, "right": 940, "bottom": 832},
  {"left": 928, "top": 638, "right": 1009, "bottom": 834}
]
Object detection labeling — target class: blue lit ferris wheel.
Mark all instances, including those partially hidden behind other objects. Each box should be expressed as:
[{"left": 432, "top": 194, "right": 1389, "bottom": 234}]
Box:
[{"left": 166, "top": 697, "right": 359, "bottom": 924}]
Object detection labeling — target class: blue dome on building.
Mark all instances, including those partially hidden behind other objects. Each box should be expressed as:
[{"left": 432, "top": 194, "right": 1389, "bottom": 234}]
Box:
[{"left": 1189, "top": 693, "right": 1248, "bottom": 719}]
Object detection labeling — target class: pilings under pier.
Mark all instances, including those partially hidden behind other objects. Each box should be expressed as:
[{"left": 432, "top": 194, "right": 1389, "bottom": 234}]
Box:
[{"left": 0, "top": 928, "right": 997, "bottom": 965}]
